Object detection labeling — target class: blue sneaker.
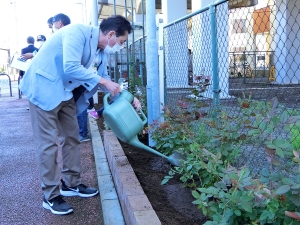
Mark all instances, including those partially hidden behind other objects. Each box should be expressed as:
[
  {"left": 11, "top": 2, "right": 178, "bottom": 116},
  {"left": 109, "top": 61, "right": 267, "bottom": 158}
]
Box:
[
  {"left": 79, "top": 134, "right": 90, "bottom": 142},
  {"left": 60, "top": 179, "right": 98, "bottom": 198},
  {"left": 42, "top": 195, "right": 73, "bottom": 215}
]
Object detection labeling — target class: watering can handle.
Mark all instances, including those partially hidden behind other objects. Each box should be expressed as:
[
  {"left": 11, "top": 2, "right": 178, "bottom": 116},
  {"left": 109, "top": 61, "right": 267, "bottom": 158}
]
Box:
[
  {"left": 103, "top": 93, "right": 110, "bottom": 108},
  {"left": 103, "top": 92, "right": 148, "bottom": 126},
  {"left": 138, "top": 108, "right": 148, "bottom": 126}
]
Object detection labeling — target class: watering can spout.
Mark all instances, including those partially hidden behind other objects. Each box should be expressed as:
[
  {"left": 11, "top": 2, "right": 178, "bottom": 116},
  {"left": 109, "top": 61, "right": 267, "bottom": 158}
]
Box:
[
  {"left": 102, "top": 90, "right": 182, "bottom": 166},
  {"left": 128, "top": 136, "right": 182, "bottom": 166}
]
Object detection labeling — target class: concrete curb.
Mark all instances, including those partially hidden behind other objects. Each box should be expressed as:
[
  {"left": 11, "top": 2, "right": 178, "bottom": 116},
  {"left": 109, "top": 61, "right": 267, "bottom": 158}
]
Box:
[
  {"left": 103, "top": 130, "right": 161, "bottom": 225},
  {"left": 89, "top": 116, "right": 125, "bottom": 225},
  {"left": 89, "top": 115, "right": 161, "bottom": 225}
]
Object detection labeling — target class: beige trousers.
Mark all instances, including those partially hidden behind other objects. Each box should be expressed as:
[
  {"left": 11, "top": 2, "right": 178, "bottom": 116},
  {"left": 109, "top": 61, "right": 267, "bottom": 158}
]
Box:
[{"left": 28, "top": 98, "right": 81, "bottom": 201}]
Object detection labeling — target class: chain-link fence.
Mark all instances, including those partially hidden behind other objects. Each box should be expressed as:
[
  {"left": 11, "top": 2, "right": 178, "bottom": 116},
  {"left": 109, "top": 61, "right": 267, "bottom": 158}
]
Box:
[
  {"left": 108, "top": 36, "right": 147, "bottom": 94},
  {"left": 163, "top": 0, "right": 300, "bottom": 175}
]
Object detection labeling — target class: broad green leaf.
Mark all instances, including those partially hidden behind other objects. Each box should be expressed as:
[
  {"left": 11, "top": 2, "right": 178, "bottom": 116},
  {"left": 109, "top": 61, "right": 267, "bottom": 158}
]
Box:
[
  {"left": 266, "top": 143, "right": 277, "bottom": 149},
  {"left": 241, "top": 168, "right": 250, "bottom": 177},
  {"left": 197, "top": 188, "right": 209, "bottom": 194},
  {"left": 234, "top": 209, "right": 241, "bottom": 216},
  {"left": 192, "top": 190, "right": 200, "bottom": 199},
  {"left": 192, "top": 199, "right": 202, "bottom": 205},
  {"left": 295, "top": 174, "right": 300, "bottom": 183},
  {"left": 290, "top": 194, "right": 300, "bottom": 207},
  {"left": 280, "top": 111, "right": 289, "bottom": 123},
  {"left": 264, "top": 127, "right": 274, "bottom": 134},
  {"left": 259, "top": 177, "right": 269, "bottom": 183},
  {"left": 261, "top": 168, "right": 270, "bottom": 177},
  {"left": 186, "top": 165, "right": 192, "bottom": 171},
  {"left": 207, "top": 187, "right": 219, "bottom": 195},
  {"left": 201, "top": 193, "right": 207, "bottom": 201},
  {"left": 203, "top": 221, "right": 218, "bottom": 225},
  {"left": 272, "top": 116, "right": 280, "bottom": 126},
  {"left": 240, "top": 195, "right": 253, "bottom": 202},
  {"left": 218, "top": 191, "right": 225, "bottom": 198},
  {"left": 240, "top": 201, "right": 252, "bottom": 213},
  {"left": 229, "top": 172, "right": 239, "bottom": 180},
  {"left": 210, "top": 206, "right": 218, "bottom": 212},
  {"left": 248, "top": 129, "right": 261, "bottom": 135},
  {"left": 286, "top": 116, "right": 300, "bottom": 124},
  {"left": 277, "top": 142, "right": 293, "bottom": 149},
  {"left": 276, "top": 185, "right": 291, "bottom": 195},
  {"left": 282, "top": 177, "right": 295, "bottom": 185},
  {"left": 291, "top": 184, "right": 300, "bottom": 190},
  {"left": 161, "top": 179, "right": 170, "bottom": 185},
  {"left": 259, "top": 121, "right": 267, "bottom": 131},
  {"left": 275, "top": 148, "right": 285, "bottom": 158},
  {"left": 224, "top": 193, "right": 239, "bottom": 203},
  {"left": 260, "top": 210, "right": 271, "bottom": 220}
]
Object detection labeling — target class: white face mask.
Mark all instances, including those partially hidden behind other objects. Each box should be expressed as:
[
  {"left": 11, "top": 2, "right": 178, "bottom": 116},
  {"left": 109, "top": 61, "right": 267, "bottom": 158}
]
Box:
[
  {"left": 53, "top": 26, "right": 59, "bottom": 32},
  {"left": 37, "top": 41, "right": 45, "bottom": 49},
  {"left": 104, "top": 35, "right": 122, "bottom": 54}
]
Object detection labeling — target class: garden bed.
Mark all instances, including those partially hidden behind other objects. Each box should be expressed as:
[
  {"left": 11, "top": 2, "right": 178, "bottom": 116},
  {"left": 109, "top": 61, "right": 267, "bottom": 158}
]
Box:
[{"left": 95, "top": 92, "right": 207, "bottom": 225}]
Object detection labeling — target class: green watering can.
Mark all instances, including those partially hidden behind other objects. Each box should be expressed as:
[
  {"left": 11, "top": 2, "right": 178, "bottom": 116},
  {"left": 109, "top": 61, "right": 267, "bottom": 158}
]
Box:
[{"left": 103, "top": 90, "right": 182, "bottom": 166}]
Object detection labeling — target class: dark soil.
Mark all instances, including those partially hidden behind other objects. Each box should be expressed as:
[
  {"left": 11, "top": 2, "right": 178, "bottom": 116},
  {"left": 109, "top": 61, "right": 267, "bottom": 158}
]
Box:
[{"left": 95, "top": 92, "right": 208, "bottom": 225}]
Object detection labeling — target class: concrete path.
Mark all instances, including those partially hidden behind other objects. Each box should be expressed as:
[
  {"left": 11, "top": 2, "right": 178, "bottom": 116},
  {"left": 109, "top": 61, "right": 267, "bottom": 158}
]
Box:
[{"left": 0, "top": 80, "right": 123, "bottom": 225}]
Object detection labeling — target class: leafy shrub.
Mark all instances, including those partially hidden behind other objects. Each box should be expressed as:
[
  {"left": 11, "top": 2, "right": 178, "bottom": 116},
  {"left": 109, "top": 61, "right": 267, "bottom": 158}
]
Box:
[{"left": 154, "top": 95, "right": 300, "bottom": 224}]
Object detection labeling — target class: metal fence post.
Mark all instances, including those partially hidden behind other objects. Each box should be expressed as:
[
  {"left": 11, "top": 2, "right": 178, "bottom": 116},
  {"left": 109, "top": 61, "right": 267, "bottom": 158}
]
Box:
[
  {"left": 146, "top": 0, "right": 160, "bottom": 147},
  {"left": 209, "top": 4, "right": 220, "bottom": 114}
]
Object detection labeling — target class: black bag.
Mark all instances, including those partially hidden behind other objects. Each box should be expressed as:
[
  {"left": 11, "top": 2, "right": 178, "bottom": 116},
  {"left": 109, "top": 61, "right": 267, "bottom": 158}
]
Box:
[{"left": 72, "top": 85, "right": 86, "bottom": 102}]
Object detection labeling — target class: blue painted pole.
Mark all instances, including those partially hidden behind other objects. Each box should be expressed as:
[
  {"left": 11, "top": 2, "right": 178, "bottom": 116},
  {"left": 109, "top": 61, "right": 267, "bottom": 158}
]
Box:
[
  {"left": 209, "top": 4, "right": 220, "bottom": 112},
  {"left": 146, "top": 0, "right": 159, "bottom": 147}
]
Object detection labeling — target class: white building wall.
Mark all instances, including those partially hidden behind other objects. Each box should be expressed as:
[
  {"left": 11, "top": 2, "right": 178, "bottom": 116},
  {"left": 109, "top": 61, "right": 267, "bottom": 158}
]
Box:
[{"left": 270, "top": 0, "right": 300, "bottom": 84}]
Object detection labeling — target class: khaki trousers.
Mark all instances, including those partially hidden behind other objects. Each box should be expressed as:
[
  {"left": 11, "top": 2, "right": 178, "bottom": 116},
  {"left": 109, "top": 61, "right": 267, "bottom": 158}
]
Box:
[{"left": 28, "top": 98, "right": 81, "bottom": 201}]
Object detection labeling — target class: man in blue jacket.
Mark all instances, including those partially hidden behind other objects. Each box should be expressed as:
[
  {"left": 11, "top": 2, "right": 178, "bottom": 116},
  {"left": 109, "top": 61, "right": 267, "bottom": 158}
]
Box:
[
  {"left": 20, "top": 15, "right": 139, "bottom": 215},
  {"left": 19, "top": 36, "right": 39, "bottom": 78}
]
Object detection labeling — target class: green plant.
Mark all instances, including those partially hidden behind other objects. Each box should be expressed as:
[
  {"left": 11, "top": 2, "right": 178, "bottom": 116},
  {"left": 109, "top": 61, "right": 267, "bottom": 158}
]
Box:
[
  {"left": 291, "top": 125, "right": 300, "bottom": 150},
  {"left": 151, "top": 75, "right": 211, "bottom": 155},
  {"left": 288, "top": 110, "right": 300, "bottom": 151},
  {"left": 156, "top": 94, "right": 300, "bottom": 224}
]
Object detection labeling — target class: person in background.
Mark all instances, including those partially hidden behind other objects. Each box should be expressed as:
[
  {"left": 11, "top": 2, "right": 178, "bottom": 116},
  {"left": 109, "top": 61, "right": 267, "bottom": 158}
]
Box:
[
  {"left": 52, "top": 13, "right": 71, "bottom": 32},
  {"left": 19, "top": 36, "right": 39, "bottom": 78},
  {"left": 78, "top": 96, "right": 94, "bottom": 142},
  {"left": 19, "top": 15, "right": 140, "bottom": 215},
  {"left": 87, "top": 97, "right": 94, "bottom": 112},
  {"left": 36, "top": 35, "right": 47, "bottom": 49},
  {"left": 19, "top": 36, "right": 39, "bottom": 110},
  {"left": 47, "top": 16, "right": 54, "bottom": 34}
]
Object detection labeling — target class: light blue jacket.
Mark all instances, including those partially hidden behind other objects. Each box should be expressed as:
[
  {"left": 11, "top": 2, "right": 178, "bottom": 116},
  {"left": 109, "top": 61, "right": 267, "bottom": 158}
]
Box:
[{"left": 19, "top": 24, "right": 110, "bottom": 114}]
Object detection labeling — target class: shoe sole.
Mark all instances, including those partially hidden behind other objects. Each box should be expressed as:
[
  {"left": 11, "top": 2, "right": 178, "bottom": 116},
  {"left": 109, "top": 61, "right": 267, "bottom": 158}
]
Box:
[
  {"left": 60, "top": 189, "right": 99, "bottom": 198},
  {"left": 42, "top": 202, "right": 73, "bottom": 215},
  {"left": 80, "top": 138, "right": 91, "bottom": 142}
]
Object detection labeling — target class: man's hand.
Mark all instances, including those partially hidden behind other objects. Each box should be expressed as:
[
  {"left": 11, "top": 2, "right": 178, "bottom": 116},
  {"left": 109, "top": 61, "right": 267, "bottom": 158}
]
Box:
[
  {"left": 21, "top": 53, "right": 34, "bottom": 60},
  {"left": 99, "top": 78, "right": 121, "bottom": 96},
  {"left": 132, "top": 97, "right": 142, "bottom": 111}
]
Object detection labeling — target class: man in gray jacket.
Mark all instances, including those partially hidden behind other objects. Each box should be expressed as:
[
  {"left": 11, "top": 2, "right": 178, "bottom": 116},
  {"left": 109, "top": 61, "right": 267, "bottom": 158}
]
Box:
[{"left": 20, "top": 15, "right": 135, "bottom": 215}]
